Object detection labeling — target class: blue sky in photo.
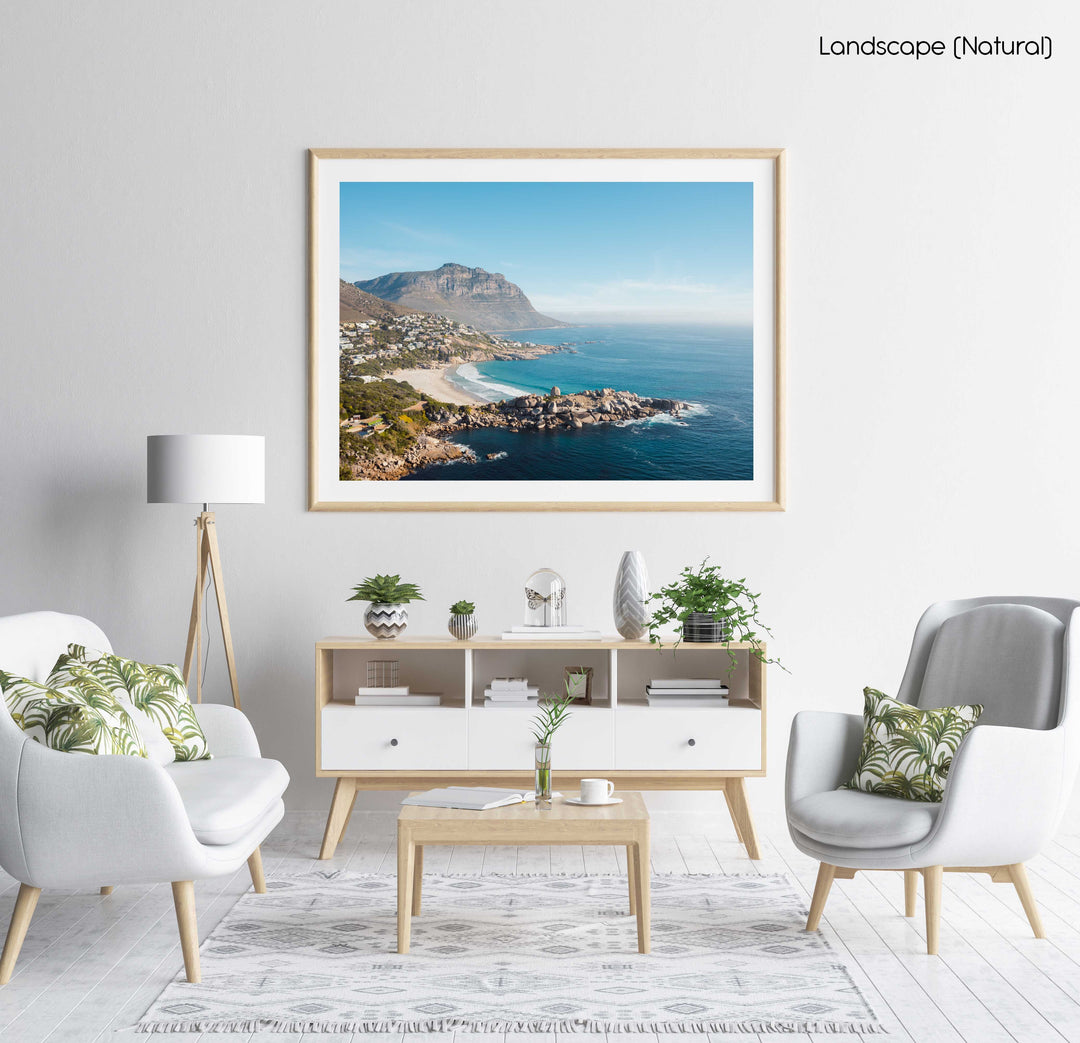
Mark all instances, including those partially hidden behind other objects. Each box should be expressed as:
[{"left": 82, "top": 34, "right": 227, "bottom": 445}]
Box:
[{"left": 340, "top": 181, "right": 753, "bottom": 323}]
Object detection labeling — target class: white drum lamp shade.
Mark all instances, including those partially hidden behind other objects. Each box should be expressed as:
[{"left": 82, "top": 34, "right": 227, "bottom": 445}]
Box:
[{"left": 147, "top": 435, "right": 265, "bottom": 505}]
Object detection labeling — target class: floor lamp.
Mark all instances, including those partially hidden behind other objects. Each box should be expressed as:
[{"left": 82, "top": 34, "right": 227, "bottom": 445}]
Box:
[{"left": 147, "top": 435, "right": 265, "bottom": 709}]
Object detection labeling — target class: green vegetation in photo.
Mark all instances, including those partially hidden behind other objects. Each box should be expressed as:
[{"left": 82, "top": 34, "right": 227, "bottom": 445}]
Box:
[{"left": 340, "top": 379, "right": 423, "bottom": 422}]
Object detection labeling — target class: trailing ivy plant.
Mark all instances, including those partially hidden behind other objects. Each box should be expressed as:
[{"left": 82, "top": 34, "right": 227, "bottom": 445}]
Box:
[
  {"left": 646, "top": 558, "right": 784, "bottom": 672},
  {"left": 347, "top": 574, "right": 425, "bottom": 605}
]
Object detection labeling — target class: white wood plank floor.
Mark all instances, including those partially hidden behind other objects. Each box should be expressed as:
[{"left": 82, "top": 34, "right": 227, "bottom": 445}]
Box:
[{"left": 1, "top": 809, "right": 1078, "bottom": 1043}]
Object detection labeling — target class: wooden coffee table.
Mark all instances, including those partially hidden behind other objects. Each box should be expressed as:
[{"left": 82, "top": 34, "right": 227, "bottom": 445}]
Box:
[{"left": 396, "top": 791, "right": 650, "bottom": 954}]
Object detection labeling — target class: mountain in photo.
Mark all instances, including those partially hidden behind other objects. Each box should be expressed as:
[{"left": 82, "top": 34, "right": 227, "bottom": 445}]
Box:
[
  {"left": 339, "top": 279, "right": 418, "bottom": 323},
  {"left": 354, "top": 262, "right": 569, "bottom": 331}
]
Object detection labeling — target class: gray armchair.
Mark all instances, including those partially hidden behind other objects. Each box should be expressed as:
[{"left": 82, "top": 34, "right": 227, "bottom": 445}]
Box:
[
  {"left": 786, "top": 597, "right": 1080, "bottom": 954},
  {"left": 0, "top": 612, "right": 289, "bottom": 984}
]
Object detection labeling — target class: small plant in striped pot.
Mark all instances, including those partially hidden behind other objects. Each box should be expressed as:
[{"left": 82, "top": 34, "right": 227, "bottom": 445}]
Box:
[
  {"left": 447, "top": 600, "right": 477, "bottom": 640},
  {"left": 348, "top": 574, "right": 424, "bottom": 640}
]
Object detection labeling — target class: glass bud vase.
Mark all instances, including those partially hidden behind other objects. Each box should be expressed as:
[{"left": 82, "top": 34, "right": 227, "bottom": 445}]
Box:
[{"left": 534, "top": 743, "right": 552, "bottom": 808}]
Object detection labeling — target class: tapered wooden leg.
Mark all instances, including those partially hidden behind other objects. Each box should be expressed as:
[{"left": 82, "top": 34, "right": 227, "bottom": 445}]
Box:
[
  {"left": 904, "top": 870, "right": 918, "bottom": 917},
  {"left": 411, "top": 846, "right": 423, "bottom": 916},
  {"left": 806, "top": 863, "right": 836, "bottom": 931},
  {"left": 320, "top": 777, "right": 359, "bottom": 859},
  {"left": 337, "top": 788, "right": 360, "bottom": 846},
  {"left": 728, "top": 803, "right": 746, "bottom": 845},
  {"left": 100, "top": 886, "right": 114, "bottom": 896},
  {"left": 171, "top": 881, "right": 200, "bottom": 983},
  {"left": 627, "top": 844, "right": 638, "bottom": 915},
  {"left": 923, "top": 865, "right": 943, "bottom": 955},
  {"left": 724, "top": 777, "right": 761, "bottom": 859},
  {"left": 0, "top": 884, "right": 41, "bottom": 985},
  {"left": 1007, "top": 863, "right": 1046, "bottom": 939},
  {"left": 397, "top": 829, "right": 415, "bottom": 954},
  {"left": 632, "top": 833, "right": 650, "bottom": 954},
  {"left": 247, "top": 847, "right": 266, "bottom": 894}
]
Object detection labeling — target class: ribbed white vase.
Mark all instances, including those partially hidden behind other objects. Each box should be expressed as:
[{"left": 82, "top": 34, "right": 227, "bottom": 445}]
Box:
[
  {"left": 612, "top": 550, "right": 649, "bottom": 640},
  {"left": 448, "top": 613, "right": 478, "bottom": 640}
]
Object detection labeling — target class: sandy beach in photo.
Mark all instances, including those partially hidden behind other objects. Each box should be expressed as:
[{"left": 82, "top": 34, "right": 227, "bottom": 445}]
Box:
[{"left": 388, "top": 365, "right": 486, "bottom": 406}]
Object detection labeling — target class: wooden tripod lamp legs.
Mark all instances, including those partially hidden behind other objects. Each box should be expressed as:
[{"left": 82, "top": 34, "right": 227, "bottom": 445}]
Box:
[{"left": 181, "top": 511, "right": 242, "bottom": 711}]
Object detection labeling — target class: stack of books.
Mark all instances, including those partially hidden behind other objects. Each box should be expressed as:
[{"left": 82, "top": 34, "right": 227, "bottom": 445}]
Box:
[
  {"left": 500, "top": 625, "right": 603, "bottom": 641},
  {"left": 352, "top": 685, "right": 442, "bottom": 706},
  {"left": 645, "top": 678, "right": 730, "bottom": 707},
  {"left": 483, "top": 677, "right": 540, "bottom": 706}
]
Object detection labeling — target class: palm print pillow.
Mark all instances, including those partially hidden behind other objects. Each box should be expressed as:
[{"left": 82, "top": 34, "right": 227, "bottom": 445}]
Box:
[
  {"left": 0, "top": 669, "right": 147, "bottom": 758},
  {"left": 57, "top": 645, "right": 212, "bottom": 762},
  {"left": 844, "top": 688, "right": 982, "bottom": 803},
  {"left": 48, "top": 651, "right": 175, "bottom": 765}
]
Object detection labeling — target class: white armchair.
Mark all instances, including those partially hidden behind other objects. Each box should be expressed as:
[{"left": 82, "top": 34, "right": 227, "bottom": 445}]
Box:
[
  {"left": 0, "top": 611, "right": 289, "bottom": 983},
  {"left": 786, "top": 597, "right": 1080, "bottom": 954}
]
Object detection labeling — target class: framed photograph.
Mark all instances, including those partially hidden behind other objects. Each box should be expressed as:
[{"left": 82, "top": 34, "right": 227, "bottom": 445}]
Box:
[{"left": 309, "top": 148, "right": 785, "bottom": 511}]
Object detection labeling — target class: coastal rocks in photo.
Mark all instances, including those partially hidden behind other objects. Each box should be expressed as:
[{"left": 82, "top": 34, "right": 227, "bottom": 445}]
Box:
[
  {"left": 355, "top": 262, "right": 570, "bottom": 332},
  {"left": 451, "top": 389, "right": 687, "bottom": 434},
  {"left": 342, "top": 389, "right": 689, "bottom": 481}
]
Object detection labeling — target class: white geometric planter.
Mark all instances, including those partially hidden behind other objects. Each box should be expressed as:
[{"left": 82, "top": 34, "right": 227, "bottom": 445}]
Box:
[
  {"left": 364, "top": 603, "right": 409, "bottom": 640},
  {"left": 613, "top": 550, "right": 649, "bottom": 640}
]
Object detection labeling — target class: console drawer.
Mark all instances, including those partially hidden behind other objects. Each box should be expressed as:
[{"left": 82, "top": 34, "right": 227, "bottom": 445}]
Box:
[
  {"left": 320, "top": 705, "right": 466, "bottom": 770},
  {"left": 468, "top": 709, "right": 614, "bottom": 770},
  {"left": 615, "top": 707, "right": 762, "bottom": 771}
]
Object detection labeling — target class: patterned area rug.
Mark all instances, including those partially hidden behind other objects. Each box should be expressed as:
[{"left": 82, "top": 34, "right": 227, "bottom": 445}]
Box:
[{"left": 137, "top": 871, "right": 883, "bottom": 1034}]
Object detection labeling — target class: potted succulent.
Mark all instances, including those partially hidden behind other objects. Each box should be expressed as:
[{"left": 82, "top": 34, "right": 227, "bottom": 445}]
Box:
[
  {"left": 530, "top": 683, "right": 575, "bottom": 808},
  {"left": 348, "top": 574, "right": 424, "bottom": 640},
  {"left": 447, "top": 600, "right": 477, "bottom": 640},
  {"left": 646, "top": 559, "right": 781, "bottom": 671}
]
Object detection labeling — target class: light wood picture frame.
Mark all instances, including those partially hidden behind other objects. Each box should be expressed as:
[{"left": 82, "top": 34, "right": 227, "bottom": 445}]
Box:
[{"left": 309, "top": 148, "right": 785, "bottom": 512}]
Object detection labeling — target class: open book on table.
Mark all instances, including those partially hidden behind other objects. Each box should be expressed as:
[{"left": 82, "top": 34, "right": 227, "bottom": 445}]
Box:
[{"left": 401, "top": 786, "right": 555, "bottom": 811}]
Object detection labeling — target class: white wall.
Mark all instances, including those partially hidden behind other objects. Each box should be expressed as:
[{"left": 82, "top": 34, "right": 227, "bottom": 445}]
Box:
[{"left": 2, "top": 1, "right": 1079, "bottom": 830}]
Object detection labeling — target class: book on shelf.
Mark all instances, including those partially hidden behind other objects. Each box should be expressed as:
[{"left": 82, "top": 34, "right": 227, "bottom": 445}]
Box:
[
  {"left": 484, "top": 687, "right": 539, "bottom": 700},
  {"left": 357, "top": 685, "right": 409, "bottom": 696},
  {"left": 648, "top": 678, "right": 727, "bottom": 689},
  {"left": 508, "top": 625, "right": 588, "bottom": 634},
  {"left": 500, "top": 629, "right": 603, "bottom": 641},
  {"left": 490, "top": 676, "right": 529, "bottom": 691},
  {"left": 645, "top": 685, "right": 729, "bottom": 697},
  {"left": 401, "top": 786, "right": 546, "bottom": 811},
  {"left": 644, "top": 696, "right": 729, "bottom": 707},
  {"left": 352, "top": 693, "right": 442, "bottom": 706}
]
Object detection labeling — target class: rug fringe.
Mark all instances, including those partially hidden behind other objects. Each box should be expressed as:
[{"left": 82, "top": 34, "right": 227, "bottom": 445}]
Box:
[
  {"left": 134, "top": 1016, "right": 887, "bottom": 1034},
  {"left": 271, "top": 869, "right": 788, "bottom": 879}
]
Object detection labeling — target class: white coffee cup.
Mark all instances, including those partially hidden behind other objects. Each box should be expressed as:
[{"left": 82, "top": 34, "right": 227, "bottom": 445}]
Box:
[{"left": 580, "top": 778, "right": 615, "bottom": 803}]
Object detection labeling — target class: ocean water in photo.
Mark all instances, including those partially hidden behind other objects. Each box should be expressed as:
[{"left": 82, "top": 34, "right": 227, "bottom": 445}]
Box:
[{"left": 402, "top": 323, "right": 753, "bottom": 482}]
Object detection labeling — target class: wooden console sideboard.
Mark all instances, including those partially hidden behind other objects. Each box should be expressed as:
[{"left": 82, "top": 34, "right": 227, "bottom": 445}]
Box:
[{"left": 315, "top": 636, "right": 766, "bottom": 860}]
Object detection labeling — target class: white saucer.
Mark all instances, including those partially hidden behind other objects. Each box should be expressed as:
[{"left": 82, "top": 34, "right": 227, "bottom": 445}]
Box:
[{"left": 564, "top": 796, "right": 623, "bottom": 806}]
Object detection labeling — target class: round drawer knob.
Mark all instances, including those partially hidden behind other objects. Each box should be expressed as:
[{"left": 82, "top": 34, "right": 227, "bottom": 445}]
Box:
[
  {"left": 389, "top": 738, "right": 399, "bottom": 747},
  {"left": 687, "top": 738, "right": 696, "bottom": 747}
]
